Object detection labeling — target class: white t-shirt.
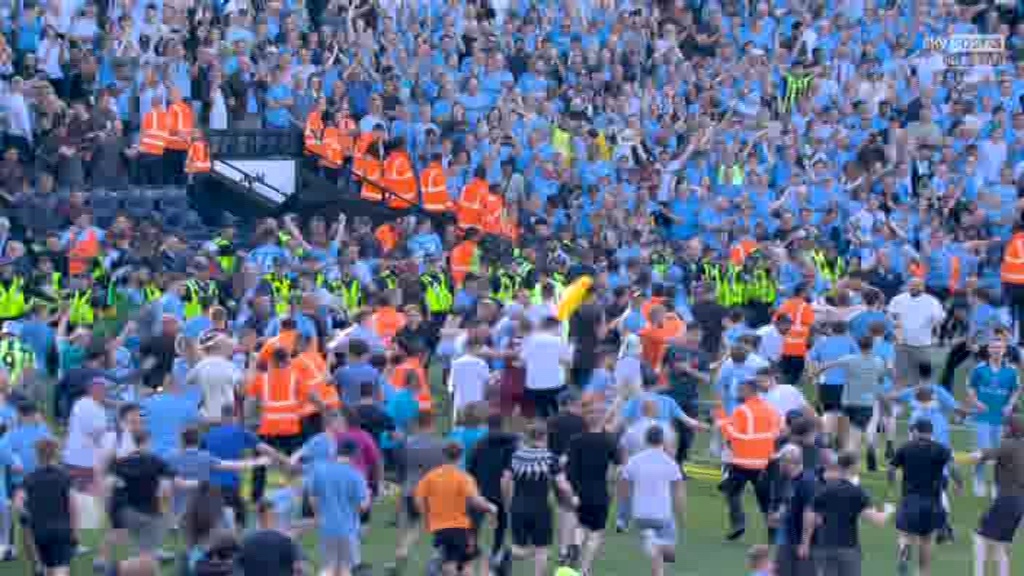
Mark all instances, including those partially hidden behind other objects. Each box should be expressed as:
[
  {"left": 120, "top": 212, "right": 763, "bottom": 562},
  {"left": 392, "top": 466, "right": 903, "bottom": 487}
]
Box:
[
  {"left": 449, "top": 353, "right": 490, "bottom": 410},
  {"left": 64, "top": 396, "right": 109, "bottom": 468},
  {"left": 622, "top": 447, "right": 682, "bottom": 522},
  {"left": 187, "top": 356, "right": 242, "bottom": 421},
  {"left": 520, "top": 331, "right": 571, "bottom": 391},
  {"left": 887, "top": 292, "right": 945, "bottom": 346},
  {"left": 763, "top": 384, "right": 808, "bottom": 419}
]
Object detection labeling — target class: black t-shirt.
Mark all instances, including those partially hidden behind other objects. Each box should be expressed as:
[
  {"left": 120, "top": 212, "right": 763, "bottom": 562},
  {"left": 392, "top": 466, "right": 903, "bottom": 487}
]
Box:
[
  {"left": 24, "top": 465, "right": 73, "bottom": 534},
  {"left": 891, "top": 438, "right": 951, "bottom": 500},
  {"left": 507, "top": 446, "right": 561, "bottom": 513},
  {"left": 782, "top": 472, "right": 820, "bottom": 546},
  {"left": 238, "top": 529, "right": 299, "bottom": 576},
  {"left": 547, "top": 412, "right": 586, "bottom": 457},
  {"left": 355, "top": 404, "right": 395, "bottom": 445},
  {"left": 663, "top": 343, "right": 709, "bottom": 408},
  {"left": 112, "top": 452, "right": 174, "bottom": 515},
  {"left": 569, "top": 303, "right": 603, "bottom": 363},
  {"left": 566, "top": 431, "right": 620, "bottom": 503},
  {"left": 690, "top": 300, "right": 727, "bottom": 356},
  {"left": 469, "top": 432, "right": 519, "bottom": 501},
  {"left": 812, "top": 479, "right": 870, "bottom": 549}
]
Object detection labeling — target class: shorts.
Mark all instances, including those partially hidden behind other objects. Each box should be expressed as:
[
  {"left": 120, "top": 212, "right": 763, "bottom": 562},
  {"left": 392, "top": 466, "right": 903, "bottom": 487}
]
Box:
[
  {"left": 976, "top": 422, "right": 1004, "bottom": 451},
  {"left": 576, "top": 500, "right": 610, "bottom": 532},
  {"left": 634, "top": 517, "right": 676, "bottom": 551},
  {"left": 511, "top": 509, "right": 553, "bottom": 547},
  {"left": 320, "top": 535, "right": 361, "bottom": 571},
  {"left": 433, "top": 528, "right": 478, "bottom": 566},
  {"left": 117, "top": 508, "right": 167, "bottom": 553},
  {"left": 977, "top": 495, "right": 1024, "bottom": 543},
  {"left": 818, "top": 385, "right": 844, "bottom": 413},
  {"left": 895, "top": 494, "right": 946, "bottom": 537},
  {"left": 32, "top": 529, "right": 75, "bottom": 568},
  {"left": 843, "top": 405, "right": 874, "bottom": 431}
]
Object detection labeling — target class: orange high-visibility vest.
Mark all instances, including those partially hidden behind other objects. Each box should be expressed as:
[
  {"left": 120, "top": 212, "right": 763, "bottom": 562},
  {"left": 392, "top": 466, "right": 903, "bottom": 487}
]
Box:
[
  {"left": 185, "top": 140, "right": 211, "bottom": 173},
  {"left": 456, "top": 178, "right": 488, "bottom": 229},
  {"left": 304, "top": 111, "right": 325, "bottom": 156},
  {"left": 295, "top": 351, "right": 330, "bottom": 417},
  {"left": 375, "top": 223, "right": 399, "bottom": 254},
  {"left": 371, "top": 306, "right": 406, "bottom": 347},
  {"left": 909, "top": 261, "right": 926, "bottom": 280},
  {"left": 352, "top": 133, "right": 377, "bottom": 179},
  {"left": 166, "top": 101, "right": 194, "bottom": 151},
  {"left": 729, "top": 239, "right": 759, "bottom": 266},
  {"left": 450, "top": 240, "right": 479, "bottom": 287},
  {"left": 420, "top": 162, "right": 450, "bottom": 213},
  {"left": 384, "top": 150, "right": 418, "bottom": 209},
  {"left": 245, "top": 367, "right": 301, "bottom": 437},
  {"left": 361, "top": 160, "right": 385, "bottom": 201},
  {"left": 715, "top": 396, "right": 781, "bottom": 470},
  {"left": 319, "top": 126, "right": 343, "bottom": 169},
  {"left": 139, "top": 107, "right": 170, "bottom": 156},
  {"left": 480, "top": 191, "right": 506, "bottom": 236},
  {"left": 67, "top": 228, "right": 101, "bottom": 276},
  {"left": 775, "top": 298, "right": 814, "bottom": 358},
  {"left": 391, "top": 357, "right": 431, "bottom": 412},
  {"left": 1001, "top": 232, "right": 1024, "bottom": 284},
  {"left": 337, "top": 116, "right": 357, "bottom": 159}
]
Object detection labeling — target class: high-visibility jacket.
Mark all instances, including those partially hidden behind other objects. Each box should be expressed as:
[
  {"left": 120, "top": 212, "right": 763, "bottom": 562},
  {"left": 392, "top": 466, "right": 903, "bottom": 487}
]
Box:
[
  {"left": 371, "top": 306, "right": 406, "bottom": 347},
  {"left": 729, "top": 239, "right": 759, "bottom": 266},
  {"left": 391, "top": 357, "right": 431, "bottom": 412},
  {"left": 480, "top": 190, "right": 506, "bottom": 236},
  {"left": 304, "top": 111, "right": 325, "bottom": 156},
  {"left": 375, "top": 224, "right": 399, "bottom": 254},
  {"left": 450, "top": 240, "right": 480, "bottom": 287},
  {"left": 715, "top": 396, "right": 780, "bottom": 470},
  {"left": 166, "top": 101, "right": 194, "bottom": 151},
  {"left": 360, "top": 157, "right": 385, "bottom": 202},
  {"left": 1001, "top": 232, "right": 1024, "bottom": 284},
  {"left": 185, "top": 139, "right": 211, "bottom": 173},
  {"left": 139, "top": 107, "right": 170, "bottom": 156},
  {"left": 319, "top": 126, "right": 344, "bottom": 169},
  {"left": 337, "top": 116, "right": 357, "bottom": 158},
  {"left": 295, "top": 351, "right": 333, "bottom": 417},
  {"left": 0, "top": 278, "right": 27, "bottom": 320},
  {"left": 456, "top": 178, "right": 488, "bottom": 230},
  {"left": 948, "top": 254, "right": 962, "bottom": 293},
  {"left": 245, "top": 367, "right": 302, "bottom": 437},
  {"left": 420, "top": 162, "right": 450, "bottom": 213},
  {"left": 384, "top": 150, "right": 418, "bottom": 209},
  {"left": 68, "top": 228, "right": 101, "bottom": 276},
  {"left": 352, "top": 133, "right": 377, "bottom": 180},
  {"left": 69, "top": 289, "right": 94, "bottom": 326},
  {"left": 775, "top": 298, "right": 814, "bottom": 357}
]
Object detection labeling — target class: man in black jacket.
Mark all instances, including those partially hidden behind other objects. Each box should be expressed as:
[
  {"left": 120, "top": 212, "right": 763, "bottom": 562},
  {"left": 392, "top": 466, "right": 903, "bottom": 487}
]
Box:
[{"left": 467, "top": 414, "right": 519, "bottom": 567}]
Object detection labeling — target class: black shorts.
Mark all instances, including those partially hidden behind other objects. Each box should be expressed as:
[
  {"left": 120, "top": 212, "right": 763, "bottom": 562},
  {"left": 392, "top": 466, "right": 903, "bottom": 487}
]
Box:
[
  {"left": 977, "top": 494, "right": 1024, "bottom": 543},
  {"left": 511, "top": 509, "right": 553, "bottom": 547},
  {"left": 33, "top": 529, "right": 75, "bottom": 568},
  {"left": 576, "top": 500, "right": 610, "bottom": 532},
  {"left": 843, "top": 405, "right": 874, "bottom": 430},
  {"left": 895, "top": 494, "right": 946, "bottom": 537},
  {"left": 818, "top": 385, "right": 844, "bottom": 413},
  {"left": 433, "top": 528, "right": 478, "bottom": 566}
]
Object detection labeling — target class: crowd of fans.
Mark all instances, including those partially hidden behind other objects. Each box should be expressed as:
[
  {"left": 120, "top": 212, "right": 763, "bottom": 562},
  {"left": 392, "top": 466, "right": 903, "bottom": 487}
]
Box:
[{"left": 2, "top": 1, "right": 1024, "bottom": 576}]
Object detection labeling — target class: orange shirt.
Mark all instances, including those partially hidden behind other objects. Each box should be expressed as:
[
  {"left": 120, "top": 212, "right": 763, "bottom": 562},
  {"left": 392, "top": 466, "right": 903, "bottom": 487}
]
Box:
[
  {"left": 371, "top": 307, "right": 407, "bottom": 343},
  {"left": 258, "top": 330, "right": 298, "bottom": 365},
  {"left": 414, "top": 464, "right": 480, "bottom": 532},
  {"left": 244, "top": 367, "right": 302, "bottom": 436},
  {"left": 450, "top": 240, "right": 479, "bottom": 287},
  {"left": 639, "top": 313, "right": 685, "bottom": 371}
]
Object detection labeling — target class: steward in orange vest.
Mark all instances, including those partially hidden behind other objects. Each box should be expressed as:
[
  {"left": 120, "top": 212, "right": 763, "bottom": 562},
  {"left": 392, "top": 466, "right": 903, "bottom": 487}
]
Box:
[
  {"left": 456, "top": 167, "right": 489, "bottom": 230},
  {"left": 355, "top": 128, "right": 386, "bottom": 202},
  {"left": 419, "top": 154, "right": 451, "bottom": 214},
  {"left": 184, "top": 132, "right": 212, "bottom": 174},
  {"left": 450, "top": 228, "right": 481, "bottom": 287},
  {"left": 166, "top": 88, "right": 194, "bottom": 152},
  {"left": 479, "top": 185, "right": 507, "bottom": 237},
  {"left": 319, "top": 111, "right": 345, "bottom": 176},
  {"left": 390, "top": 345, "right": 432, "bottom": 413},
  {"left": 1001, "top": 222, "right": 1024, "bottom": 286},
  {"left": 774, "top": 286, "right": 815, "bottom": 384},
  {"left": 714, "top": 380, "right": 780, "bottom": 536},
  {"left": 304, "top": 99, "right": 327, "bottom": 157},
  {"left": 139, "top": 97, "right": 170, "bottom": 157},
  {"left": 383, "top": 138, "right": 418, "bottom": 209}
]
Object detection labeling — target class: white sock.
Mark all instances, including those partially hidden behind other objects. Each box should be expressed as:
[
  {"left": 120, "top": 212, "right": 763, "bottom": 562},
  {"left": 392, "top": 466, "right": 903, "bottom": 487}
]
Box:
[
  {"left": 997, "top": 546, "right": 1010, "bottom": 576},
  {"left": 975, "top": 535, "right": 988, "bottom": 576}
]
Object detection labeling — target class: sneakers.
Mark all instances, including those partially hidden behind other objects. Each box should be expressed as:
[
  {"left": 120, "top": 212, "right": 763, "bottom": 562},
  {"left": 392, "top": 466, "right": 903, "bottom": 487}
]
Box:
[
  {"left": 936, "top": 525, "right": 956, "bottom": 545},
  {"left": 0, "top": 547, "right": 16, "bottom": 562},
  {"left": 615, "top": 518, "right": 629, "bottom": 533},
  {"left": 974, "top": 481, "right": 989, "bottom": 498},
  {"left": 896, "top": 543, "right": 911, "bottom": 576},
  {"left": 725, "top": 527, "right": 746, "bottom": 542}
]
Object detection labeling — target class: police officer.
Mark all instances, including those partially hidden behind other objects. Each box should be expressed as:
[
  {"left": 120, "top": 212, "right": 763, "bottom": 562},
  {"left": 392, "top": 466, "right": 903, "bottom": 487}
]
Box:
[
  {"left": 420, "top": 256, "right": 453, "bottom": 319},
  {"left": 207, "top": 223, "right": 238, "bottom": 275},
  {"left": 184, "top": 257, "right": 222, "bottom": 320},
  {"left": 0, "top": 321, "right": 35, "bottom": 389},
  {"left": 0, "top": 258, "right": 29, "bottom": 322}
]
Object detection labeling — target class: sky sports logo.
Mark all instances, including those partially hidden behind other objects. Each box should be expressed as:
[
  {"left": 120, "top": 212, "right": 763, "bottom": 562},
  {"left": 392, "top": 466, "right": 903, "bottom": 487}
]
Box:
[{"left": 925, "top": 34, "right": 1007, "bottom": 69}]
